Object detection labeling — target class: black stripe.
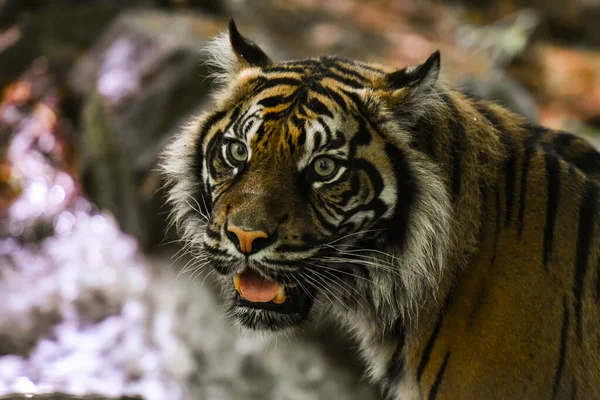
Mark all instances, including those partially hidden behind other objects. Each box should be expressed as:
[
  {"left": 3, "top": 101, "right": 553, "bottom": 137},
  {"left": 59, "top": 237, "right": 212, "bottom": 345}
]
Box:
[
  {"left": 573, "top": 180, "right": 598, "bottom": 343},
  {"left": 224, "top": 106, "right": 242, "bottom": 135},
  {"left": 417, "top": 295, "right": 452, "bottom": 382},
  {"left": 195, "top": 110, "right": 228, "bottom": 211},
  {"left": 316, "top": 117, "right": 333, "bottom": 144},
  {"left": 570, "top": 150, "right": 600, "bottom": 178},
  {"left": 353, "top": 60, "right": 385, "bottom": 74},
  {"left": 310, "top": 83, "right": 348, "bottom": 110},
  {"left": 596, "top": 256, "right": 600, "bottom": 302},
  {"left": 254, "top": 124, "right": 268, "bottom": 144},
  {"left": 384, "top": 144, "right": 417, "bottom": 251},
  {"left": 309, "top": 199, "right": 338, "bottom": 233},
  {"left": 385, "top": 319, "right": 406, "bottom": 384},
  {"left": 203, "top": 243, "right": 229, "bottom": 257},
  {"left": 206, "top": 130, "right": 224, "bottom": 179},
  {"left": 427, "top": 352, "right": 451, "bottom": 400},
  {"left": 297, "top": 127, "right": 306, "bottom": 146},
  {"left": 308, "top": 97, "right": 334, "bottom": 119},
  {"left": 501, "top": 133, "right": 518, "bottom": 227},
  {"left": 410, "top": 114, "right": 437, "bottom": 158},
  {"left": 313, "top": 130, "right": 322, "bottom": 152},
  {"left": 474, "top": 102, "right": 518, "bottom": 227},
  {"left": 551, "top": 132, "right": 600, "bottom": 178},
  {"left": 340, "top": 172, "right": 361, "bottom": 207},
  {"left": 477, "top": 184, "right": 488, "bottom": 243},
  {"left": 324, "top": 87, "right": 349, "bottom": 111},
  {"left": 551, "top": 297, "right": 569, "bottom": 400},
  {"left": 339, "top": 88, "right": 364, "bottom": 108},
  {"left": 552, "top": 132, "right": 576, "bottom": 152},
  {"left": 265, "top": 66, "right": 312, "bottom": 74},
  {"left": 518, "top": 126, "right": 546, "bottom": 237},
  {"left": 491, "top": 185, "right": 502, "bottom": 265},
  {"left": 259, "top": 77, "right": 302, "bottom": 90},
  {"left": 475, "top": 101, "right": 503, "bottom": 128},
  {"left": 443, "top": 94, "right": 464, "bottom": 202},
  {"left": 543, "top": 147, "right": 561, "bottom": 271},
  {"left": 205, "top": 227, "right": 220, "bottom": 240},
  {"left": 258, "top": 93, "right": 295, "bottom": 108},
  {"left": 323, "top": 132, "right": 345, "bottom": 151},
  {"left": 330, "top": 63, "right": 370, "bottom": 83},
  {"left": 276, "top": 243, "right": 314, "bottom": 253},
  {"left": 323, "top": 71, "right": 365, "bottom": 89},
  {"left": 349, "top": 159, "right": 385, "bottom": 200},
  {"left": 348, "top": 117, "right": 372, "bottom": 157}
]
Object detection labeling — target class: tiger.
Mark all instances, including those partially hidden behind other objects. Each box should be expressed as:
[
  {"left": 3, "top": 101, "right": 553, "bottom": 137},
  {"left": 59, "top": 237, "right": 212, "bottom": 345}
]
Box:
[{"left": 161, "top": 19, "right": 600, "bottom": 399}]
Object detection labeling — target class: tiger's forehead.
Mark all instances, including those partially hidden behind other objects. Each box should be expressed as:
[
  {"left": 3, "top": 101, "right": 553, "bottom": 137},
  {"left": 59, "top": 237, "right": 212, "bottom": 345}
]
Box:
[
  {"left": 263, "top": 56, "right": 388, "bottom": 81},
  {"left": 218, "top": 56, "right": 387, "bottom": 165},
  {"left": 226, "top": 97, "right": 355, "bottom": 169}
]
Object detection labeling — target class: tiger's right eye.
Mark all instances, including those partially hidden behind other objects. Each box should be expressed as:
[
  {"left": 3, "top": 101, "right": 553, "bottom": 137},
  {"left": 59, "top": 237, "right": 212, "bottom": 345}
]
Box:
[
  {"left": 312, "top": 156, "right": 338, "bottom": 179},
  {"left": 227, "top": 141, "right": 248, "bottom": 164}
]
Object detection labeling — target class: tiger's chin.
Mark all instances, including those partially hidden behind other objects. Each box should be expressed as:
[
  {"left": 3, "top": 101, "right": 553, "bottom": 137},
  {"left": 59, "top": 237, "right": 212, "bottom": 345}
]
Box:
[{"left": 224, "top": 269, "right": 316, "bottom": 331}]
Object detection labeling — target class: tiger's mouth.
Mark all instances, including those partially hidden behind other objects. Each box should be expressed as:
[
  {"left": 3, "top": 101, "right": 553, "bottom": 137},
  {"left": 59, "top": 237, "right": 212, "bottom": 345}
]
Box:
[{"left": 232, "top": 269, "right": 312, "bottom": 316}]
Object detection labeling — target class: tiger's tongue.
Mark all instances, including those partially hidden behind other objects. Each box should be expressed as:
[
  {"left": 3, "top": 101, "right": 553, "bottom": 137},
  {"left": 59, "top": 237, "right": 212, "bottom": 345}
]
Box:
[{"left": 238, "top": 271, "right": 279, "bottom": 303}]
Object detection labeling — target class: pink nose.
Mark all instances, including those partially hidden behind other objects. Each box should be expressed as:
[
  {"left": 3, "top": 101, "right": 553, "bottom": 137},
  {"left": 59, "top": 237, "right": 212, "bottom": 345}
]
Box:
[{"left": 227, "top": 225, "right": 268, "bottom": 254}]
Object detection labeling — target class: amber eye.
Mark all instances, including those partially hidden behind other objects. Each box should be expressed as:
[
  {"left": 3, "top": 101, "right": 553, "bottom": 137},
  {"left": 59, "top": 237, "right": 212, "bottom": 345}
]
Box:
[
  {"left": 227, "top": 141, "right": 248, "bottom": 163},
  {"left": 313, "top": 156, "right": 337, "bottom": 179}
]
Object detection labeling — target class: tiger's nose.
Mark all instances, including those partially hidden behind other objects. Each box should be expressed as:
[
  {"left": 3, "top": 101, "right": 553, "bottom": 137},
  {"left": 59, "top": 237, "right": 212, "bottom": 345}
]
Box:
[{"left": 226, "top": 225, "right": 270, "bottom": 254}]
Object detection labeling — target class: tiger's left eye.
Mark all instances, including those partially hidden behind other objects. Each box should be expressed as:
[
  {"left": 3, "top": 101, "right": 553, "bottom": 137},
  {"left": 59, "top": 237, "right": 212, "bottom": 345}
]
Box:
[
  {"left": 227, "top": 141, "right": 248, "bottom": 163},
  {"left": 313, "top": 157, "right": 337, "bottom": 178}
]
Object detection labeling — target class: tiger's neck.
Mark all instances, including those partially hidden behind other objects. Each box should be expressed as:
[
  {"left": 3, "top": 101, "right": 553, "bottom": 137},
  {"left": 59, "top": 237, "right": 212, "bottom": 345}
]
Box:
[{"left": 340, "top": 89, "right": 530, "bottom": 396}]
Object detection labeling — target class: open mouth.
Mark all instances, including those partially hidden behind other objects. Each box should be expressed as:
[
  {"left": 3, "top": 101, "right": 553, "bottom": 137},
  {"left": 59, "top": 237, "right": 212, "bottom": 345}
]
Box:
[{"left": 233, "top": 269, "right": 311, "bottom": 315}]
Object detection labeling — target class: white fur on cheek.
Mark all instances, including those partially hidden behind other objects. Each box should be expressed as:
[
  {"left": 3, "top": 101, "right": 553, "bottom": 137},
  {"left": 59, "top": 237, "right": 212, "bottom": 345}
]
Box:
[{"left": 160, "top": 114, "right": 209, "bottom": 248}]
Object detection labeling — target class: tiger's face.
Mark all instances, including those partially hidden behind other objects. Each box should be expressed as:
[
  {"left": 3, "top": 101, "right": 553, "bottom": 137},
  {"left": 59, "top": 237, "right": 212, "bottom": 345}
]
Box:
[
  {"left": 202, "top": 87, "right": 401, "bottom": 330},
  {"left": 162, "top": 21, "right": 450, "bottom": 332}
]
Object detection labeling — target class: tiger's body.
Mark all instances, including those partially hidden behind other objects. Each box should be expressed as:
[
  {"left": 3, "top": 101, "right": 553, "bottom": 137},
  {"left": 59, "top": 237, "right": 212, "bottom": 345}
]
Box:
[{"left": 161, "top": 20, "right": 600, "bottom": 399}]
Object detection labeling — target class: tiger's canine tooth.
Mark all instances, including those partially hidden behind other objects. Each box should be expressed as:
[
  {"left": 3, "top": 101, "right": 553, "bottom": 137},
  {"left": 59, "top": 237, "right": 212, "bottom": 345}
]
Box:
[
  {"left": 233, "top": 273, "right": 241, "bottom": 293},
  {"left": 273, "top": 284, "right": 286, "bottom": 304}
]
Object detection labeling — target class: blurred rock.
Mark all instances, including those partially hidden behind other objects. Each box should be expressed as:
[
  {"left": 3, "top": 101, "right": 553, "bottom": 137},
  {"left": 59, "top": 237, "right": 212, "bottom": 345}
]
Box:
[
  {"left": 224, "top": 0, "right": 491, "bottom": 78},
  {"left": 519, "top": 0, "right": 600, "bottom": 46},
  {"left": 0, "top": 59, "right": 182, "bottom": 400},
  {"left": 455, "top": 8, "right": 540, "bottom": 68},
  {"left": 69, "top": 10, "right": 223, "bottom": 250},
  {"left": 460, "top": 70, "right": 539, "bottom": 123},
  {"left": 0, "top": 3, "right": 122, "bottom": 91},
  {"left": 455, "top": 0, "right": 600, "bottom": 46},
  {"left": 0, "top": 58, "right": 78, "bottom": 241},
  {"left": 510, "top": 44, "right": 600, "bottom": 125}
]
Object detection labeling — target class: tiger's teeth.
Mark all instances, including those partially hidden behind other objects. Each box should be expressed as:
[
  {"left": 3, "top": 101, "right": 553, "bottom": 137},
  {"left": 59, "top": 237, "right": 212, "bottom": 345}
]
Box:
[
  {"left": 233, "top": 273, "right": 241, "bottom": 293},
  {"left": 273, "top": 284, "right": 286, "bottom": 304}
]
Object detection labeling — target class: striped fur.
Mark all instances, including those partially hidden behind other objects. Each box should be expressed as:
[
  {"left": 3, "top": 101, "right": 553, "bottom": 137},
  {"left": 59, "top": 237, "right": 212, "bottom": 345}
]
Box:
[{"left": 161, "top": 21, "right": 600, "bottom": 399}]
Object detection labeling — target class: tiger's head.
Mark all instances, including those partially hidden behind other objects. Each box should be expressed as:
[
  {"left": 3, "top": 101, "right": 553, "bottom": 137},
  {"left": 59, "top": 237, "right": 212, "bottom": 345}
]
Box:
[{"left": 162, "top": 20, "right": 452, "bottom": 333}]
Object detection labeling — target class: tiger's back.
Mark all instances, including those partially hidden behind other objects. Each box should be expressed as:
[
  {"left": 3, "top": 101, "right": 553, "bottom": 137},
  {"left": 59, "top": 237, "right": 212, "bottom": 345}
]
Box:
[{"left": 409, "top": 98, "right": 600, "bottom": 398}]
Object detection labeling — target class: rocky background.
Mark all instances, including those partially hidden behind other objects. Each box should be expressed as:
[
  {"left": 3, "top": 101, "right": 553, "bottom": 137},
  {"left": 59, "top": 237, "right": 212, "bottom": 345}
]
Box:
[{"left": 0, "top": 0, "right": 599, "bottom": 399}]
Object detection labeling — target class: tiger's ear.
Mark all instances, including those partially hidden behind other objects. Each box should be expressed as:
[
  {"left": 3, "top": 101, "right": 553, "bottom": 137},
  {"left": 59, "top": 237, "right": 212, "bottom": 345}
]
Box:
[
  {"left": 386, "top": 51, "right": 441, "bottom": 92},
  {"left": 206, "top": 19, "right": 272, "bottom": 83},
  {"left": 228, "top": 19, "right": 272, "bottom": 68},
  {"left": 369, "top": 51, "right": 442, "bottom": 125}
]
